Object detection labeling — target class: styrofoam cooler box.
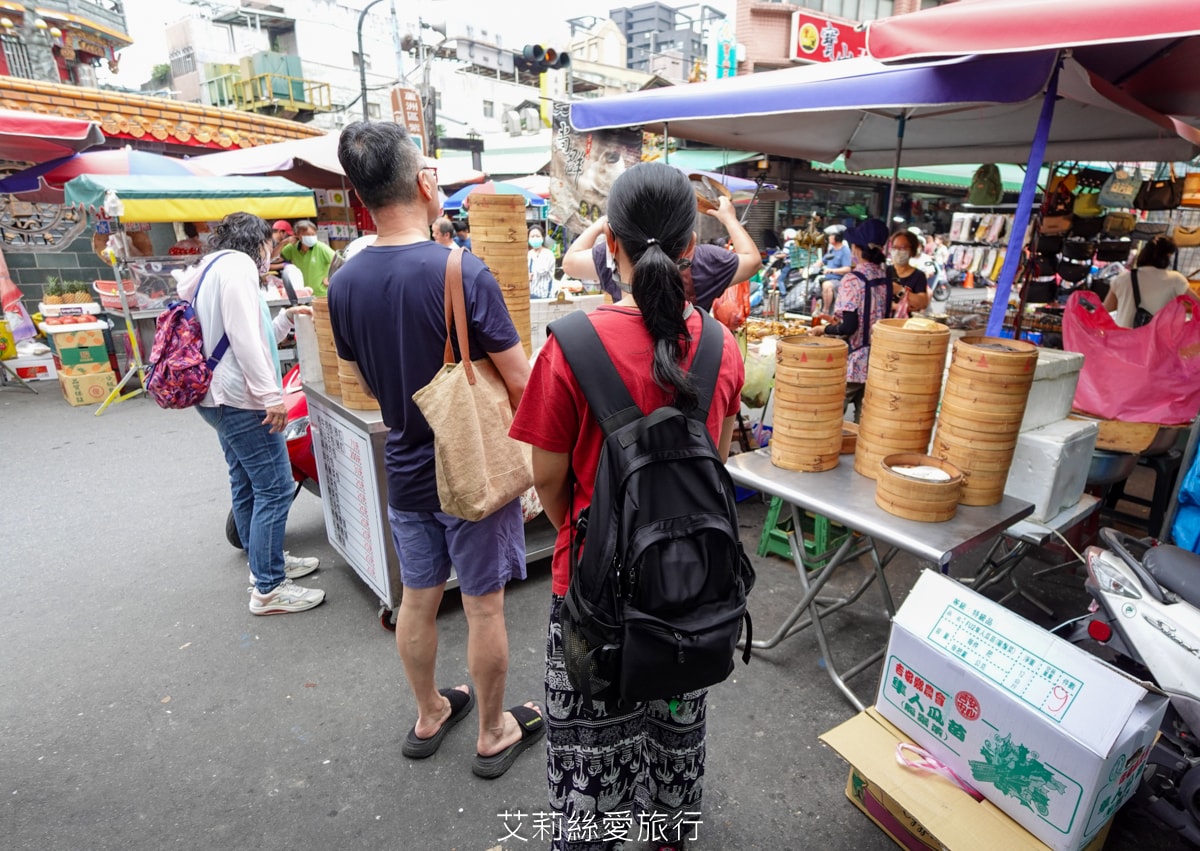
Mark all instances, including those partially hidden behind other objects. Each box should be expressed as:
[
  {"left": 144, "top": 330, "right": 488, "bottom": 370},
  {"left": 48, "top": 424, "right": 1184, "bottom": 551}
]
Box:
[
  {"left": 1021, "top": 349, "right": 1084, "bottom": 432},
  {"left": 1005, "top": 417, "right": 1098, "bottom": 522},
  {"left": 877, "top": 571, "right": 1167, "bottom": 851}
]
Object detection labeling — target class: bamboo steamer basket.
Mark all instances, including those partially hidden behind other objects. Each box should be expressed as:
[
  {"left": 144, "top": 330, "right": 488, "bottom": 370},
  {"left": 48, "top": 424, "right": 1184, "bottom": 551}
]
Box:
[
  {"left": 867, "top": 352, "right": 949, "bottom": 375},
  {"left": 856, "top": 426, "right": 930, "bottom": 453},
  {"left": 841, "top": 422, "right": 858, "bottom": 454},
  {"left": 773, "top": 382, "right": 847, "bottom": 404},
  {"left": 929, "top": 437, "right": 1015, "bottom": 473},
  {"left": 771, "top": 421, "right": 843, "bottom": 444},
  {"left": 938, "top": 399, "right": 1027, "bottom": 431},
  {"left": 945, "top": 368, "right": 1035, "bottom": 395},
  {"left": 934, "top": 419, "right": 1020, "bottom": 450},
  {"left": 773, "top": 402, "right": 847, "bottom": 422},
  {"left": 336, "top": 359, "right": 380, "bottom": 411},
  {"left": 955, "top": 468, "right": 1010, "bottom": 506},
  {"left": 772, "top": 335, "right": 847, "bottom": 472},
  {"left": 469, "top": 225, "right": 526, "bottom": 242},
  {"left": 940, "top": 386, "right": 1031, "bottom": 414},
  {"left": 874, "top": 453, "right": 963, "bottom": 522},
  {"left": 770, "top": 443, "right": 841, "bottom": 472},
  {"left": 862, "top": 385, "right": 941, "bottom": 409},
  {"left": 776, "top": 335, "right": 848, "bottom": 369},
  {"left": 870, "top": 318, "right": 950, "bottom": 354},
  {"left": 864, "top": 370, "right": 945, "bottom": 395},
  {"left": 952, "top": 336, "right": 1039, "bottom": 377}
]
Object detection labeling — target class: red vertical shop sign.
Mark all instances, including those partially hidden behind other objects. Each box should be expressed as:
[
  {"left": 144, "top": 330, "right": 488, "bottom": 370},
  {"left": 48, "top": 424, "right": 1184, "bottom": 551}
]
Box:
[
  {"left": 389, "top": 86, "right": 426, "bottom": 152},
  {"left": 789, "top": 12, "right": 867, "bottom": 63}
]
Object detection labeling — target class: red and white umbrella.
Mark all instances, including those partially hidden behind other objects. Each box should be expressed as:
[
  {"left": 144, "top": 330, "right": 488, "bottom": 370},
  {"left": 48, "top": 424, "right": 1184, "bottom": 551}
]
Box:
[
  {"left": 0, "top": 109, "right": 103, "bottom": 164},
  {"left": 865, "top": 0, "right": 1200, "bottom": 118},
  {"left": 5, "top": 148, "right": 210, "bottom": 204}
]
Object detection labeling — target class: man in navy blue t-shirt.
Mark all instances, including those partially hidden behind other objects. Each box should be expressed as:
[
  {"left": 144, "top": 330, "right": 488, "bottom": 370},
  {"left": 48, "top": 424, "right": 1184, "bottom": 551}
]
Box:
[{"left": 330, "top": 122, "right": 542, "bottom": 780}]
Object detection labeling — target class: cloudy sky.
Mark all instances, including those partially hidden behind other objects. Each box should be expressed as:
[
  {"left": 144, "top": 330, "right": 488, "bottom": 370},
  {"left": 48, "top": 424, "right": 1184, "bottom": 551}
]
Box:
[{"left": 104, "top": 0, "right": 736, "bottom": 86}]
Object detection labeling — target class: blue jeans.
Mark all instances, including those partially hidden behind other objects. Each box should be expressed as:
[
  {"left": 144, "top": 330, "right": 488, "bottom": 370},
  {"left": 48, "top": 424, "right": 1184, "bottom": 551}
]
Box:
[{"left": 197, "top": 405, "right": 292, "bottom": 593}]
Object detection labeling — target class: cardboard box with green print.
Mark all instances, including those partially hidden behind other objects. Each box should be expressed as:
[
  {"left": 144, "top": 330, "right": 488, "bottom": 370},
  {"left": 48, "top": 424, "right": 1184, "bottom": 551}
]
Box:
[{"left": 875, "top": 571, "right": 1167, "bottom": 851}]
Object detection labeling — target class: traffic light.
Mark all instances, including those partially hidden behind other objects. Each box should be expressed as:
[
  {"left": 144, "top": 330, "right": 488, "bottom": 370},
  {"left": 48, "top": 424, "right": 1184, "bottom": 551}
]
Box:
[{"left": 521, "top": 44, "right": 570, "bottom": 72}]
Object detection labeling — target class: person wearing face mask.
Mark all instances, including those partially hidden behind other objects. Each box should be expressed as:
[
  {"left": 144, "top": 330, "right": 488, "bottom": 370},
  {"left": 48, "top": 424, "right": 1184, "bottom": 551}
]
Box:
[
  {"left": 177, "top": 212, "right": 322, "bottom": 615},
  {"left": 886, "top": 230, "right": 930, "bottom": 312},
  {"left": 527, "top": 226, "right": 557, "bottom": 299},
  {"left": 280, "top": 219, "right": 336, "bottom": 298}
]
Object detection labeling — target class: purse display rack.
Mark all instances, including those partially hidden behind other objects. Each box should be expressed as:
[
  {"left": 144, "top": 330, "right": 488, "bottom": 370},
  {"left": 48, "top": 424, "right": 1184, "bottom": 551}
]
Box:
[{"left": 946, "top": 208, "right": 1016, "bottom": 285}]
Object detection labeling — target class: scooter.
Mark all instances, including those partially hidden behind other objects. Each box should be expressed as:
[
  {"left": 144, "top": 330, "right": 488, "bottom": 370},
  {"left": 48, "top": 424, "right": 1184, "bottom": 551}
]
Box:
[
  {"left": 225, "top": 364, "right": 321, "bottom": 549},
  {"left": 1072, "top": 527, "right": 1200, "bottom": 845}
]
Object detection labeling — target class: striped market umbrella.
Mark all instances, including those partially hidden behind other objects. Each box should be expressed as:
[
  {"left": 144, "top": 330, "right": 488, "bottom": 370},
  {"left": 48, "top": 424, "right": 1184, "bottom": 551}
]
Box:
[
  {"left": 1, "top": 148, "right": 210, "bottom": 204},
  {"left": 443, "top": 180, "right": 548, "bottom": 212}
]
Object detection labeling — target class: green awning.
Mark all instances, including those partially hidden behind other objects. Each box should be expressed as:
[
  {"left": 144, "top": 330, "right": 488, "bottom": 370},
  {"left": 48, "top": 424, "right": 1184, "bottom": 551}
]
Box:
[
  {"left": 656, "top": 149, "right": 761, "bottom": 172},
  {"left": 814, "top": 157, "right": 1047, "bottom": 193},
  {"left": 63, "top": 175, "right": 316, "bottom": 223}
]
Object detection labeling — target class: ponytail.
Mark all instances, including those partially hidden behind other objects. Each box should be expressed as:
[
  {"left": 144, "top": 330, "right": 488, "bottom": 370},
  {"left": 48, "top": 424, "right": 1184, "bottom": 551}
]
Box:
[
  {"left": 606, "top": 162, "right": 700, "bottom": 412},
  {"left": 631, "top": 243, "right": 698, "bottom": 412}
]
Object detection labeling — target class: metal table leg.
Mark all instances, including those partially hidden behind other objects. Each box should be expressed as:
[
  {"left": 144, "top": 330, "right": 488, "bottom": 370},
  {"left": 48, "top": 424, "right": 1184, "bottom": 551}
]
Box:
[{"left": 746, "top": 501, "right": 900, "bottom": 711}]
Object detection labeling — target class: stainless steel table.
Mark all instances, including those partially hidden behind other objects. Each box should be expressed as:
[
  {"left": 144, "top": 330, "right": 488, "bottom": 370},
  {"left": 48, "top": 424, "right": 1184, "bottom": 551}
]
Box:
[
  {"left": 726, "top": 449, "right": 1034, "bottom": 710},
  {"left": 968, "top": 494, "right": 1100, "bottom": 618}
]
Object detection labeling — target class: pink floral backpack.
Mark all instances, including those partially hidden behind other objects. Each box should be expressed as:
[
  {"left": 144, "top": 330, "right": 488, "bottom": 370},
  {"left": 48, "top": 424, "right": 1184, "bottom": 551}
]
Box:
[{"left": 145, "top": 252, "right": 231, "bottom": 409}]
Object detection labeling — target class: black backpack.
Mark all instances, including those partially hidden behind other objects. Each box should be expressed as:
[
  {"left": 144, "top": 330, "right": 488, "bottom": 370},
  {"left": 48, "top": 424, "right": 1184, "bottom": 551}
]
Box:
[
  {"left": 1130, "top": 269, "right": 1154, "bottom": 328},
  {"left": 549, "top": 309, "right": 755, "bottom": 705}
]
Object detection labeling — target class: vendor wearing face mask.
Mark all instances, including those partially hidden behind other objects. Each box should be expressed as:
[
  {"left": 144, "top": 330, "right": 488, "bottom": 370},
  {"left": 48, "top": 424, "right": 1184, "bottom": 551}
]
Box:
[
  {"left": 527, "top": 227, "right": 557, "bottom": 299},
  {"left": 280, "top": 220, "right": 336, "bottom": 297},
  {"left": 886, "top": 230, "right": 930, "bottom": 313}
]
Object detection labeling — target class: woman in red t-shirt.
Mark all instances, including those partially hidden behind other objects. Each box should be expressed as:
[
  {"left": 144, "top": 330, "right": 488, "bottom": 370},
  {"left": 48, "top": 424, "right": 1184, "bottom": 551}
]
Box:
[{"left": 510, "top": 162, "right": 744, "bottom": 851}]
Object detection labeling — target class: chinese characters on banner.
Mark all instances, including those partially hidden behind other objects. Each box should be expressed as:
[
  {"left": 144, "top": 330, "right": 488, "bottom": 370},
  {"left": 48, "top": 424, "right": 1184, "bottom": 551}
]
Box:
[
  {"left": 789, "top": 11, "right": 867, "bottom": 63},
  {"left": 389, "top": 86, "right": 427, "bottom": 153}
]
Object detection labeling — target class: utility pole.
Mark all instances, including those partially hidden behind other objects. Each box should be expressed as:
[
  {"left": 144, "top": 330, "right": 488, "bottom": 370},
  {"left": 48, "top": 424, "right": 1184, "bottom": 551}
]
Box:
[{"left": 357, "top": 0, "right": 386, "bottom": 122}]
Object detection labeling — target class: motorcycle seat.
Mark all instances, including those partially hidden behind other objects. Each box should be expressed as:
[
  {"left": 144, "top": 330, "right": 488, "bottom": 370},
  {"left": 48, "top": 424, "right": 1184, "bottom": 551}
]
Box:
[{"left": 1144, "top": 545, "right": 1200, "bottom": 607}]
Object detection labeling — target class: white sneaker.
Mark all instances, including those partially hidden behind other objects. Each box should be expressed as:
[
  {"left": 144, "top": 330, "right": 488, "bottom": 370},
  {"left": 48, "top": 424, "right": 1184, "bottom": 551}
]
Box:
[
  {"left": 248, "top": 552, "right": 319, "bottom": 584},
  {"left": 249, "top": 579, "right": 326, "bottom": 615}
]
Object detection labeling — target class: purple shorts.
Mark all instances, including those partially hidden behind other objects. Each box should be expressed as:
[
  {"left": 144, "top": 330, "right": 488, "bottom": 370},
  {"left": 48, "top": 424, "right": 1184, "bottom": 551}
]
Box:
[{"left": 386, "top": 500, "right": 526, "bottom": 597}]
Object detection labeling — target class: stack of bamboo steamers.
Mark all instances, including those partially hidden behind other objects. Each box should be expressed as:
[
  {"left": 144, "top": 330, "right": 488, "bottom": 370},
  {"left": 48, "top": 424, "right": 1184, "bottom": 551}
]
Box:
[
  {"left": 468, "top": 194, "right": 532, "bottom": 356},
  {"left": 311, "top": 297, "right": 379, "bottom": 411},
  {"left": 765, "top": 314, "right": 1038, "bottom": 522},
  {"left": 932, "top": 336, "right": 1038, "bottom": 506}
]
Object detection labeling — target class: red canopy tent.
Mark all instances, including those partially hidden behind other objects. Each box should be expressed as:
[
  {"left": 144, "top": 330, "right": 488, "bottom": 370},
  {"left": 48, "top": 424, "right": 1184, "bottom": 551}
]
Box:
[
  {"left": 0, "top": 109, "right": 104, "bottom": 164},
  {"left": 865, "top": 0, "right": 1200, "bottom": 119}
]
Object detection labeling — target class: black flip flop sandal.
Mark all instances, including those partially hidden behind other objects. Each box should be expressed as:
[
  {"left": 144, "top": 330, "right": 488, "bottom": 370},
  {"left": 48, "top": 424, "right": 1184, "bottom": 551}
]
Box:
[
  {"left": 401, "top": 685, "right": 475, "bottom": 759},
  {"left": 471, "top": 702, "right": 546, "bottom": 779}
]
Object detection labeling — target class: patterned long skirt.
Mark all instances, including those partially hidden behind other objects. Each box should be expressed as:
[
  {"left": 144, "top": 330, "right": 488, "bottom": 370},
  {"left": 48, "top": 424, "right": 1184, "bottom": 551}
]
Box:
[{"left": 545, "top": 596, "right": 707, "bottom": 851}]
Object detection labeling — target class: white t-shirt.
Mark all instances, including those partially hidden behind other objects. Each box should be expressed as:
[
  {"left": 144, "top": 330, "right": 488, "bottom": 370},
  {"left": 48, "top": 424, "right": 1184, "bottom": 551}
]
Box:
[{"left": 1107, "top": 266, "right": 1190, "bottom": 328}]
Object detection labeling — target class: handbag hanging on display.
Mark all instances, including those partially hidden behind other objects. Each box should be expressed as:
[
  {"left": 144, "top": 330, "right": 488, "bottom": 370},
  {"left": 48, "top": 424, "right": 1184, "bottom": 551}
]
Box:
[
  {"left": 1130, "top": 221, "right": 1170, "bottom": 242},
  {"left": 1098, "top": 166, "right": 1141, "bottom": 208},
  {"left": 1072, "top": 192, "right": 1104, "bottom": 219},
  {"left": 411, "top": 247, "right": 533, "bottom": 522},
  {"left": 1096, "top": 239, "right": 1133, "bottom": 263},
  {"left": 1040, "top": 214, "right": 1073, "bottom": 236},
  {"left": 1071, "top": 217, "right": 1104, "bottom": 239},
  {"left": 1134, "top": 164, "right": 1183, "bottom": 211},
  {"left": 1057, "top": 258, "right": 1091, "bottom": 284},
  {"left": 1183, "top": 172, "right": 1200, "bottom": 208},
  {"left": 1036, "top": 234, "right": 1064, "bottom": 257},
  {"left": 1074, "top": 167, "right": 1110, "bottom": 192},
  {"left": 1062, "top": 238, "right": 1095, "bottom": 261},
  {"left": 1103, "top": 211, "right": 1136, "bottom": 237},
  {"left": 1173, "top": 225, "right": 1200, "bottom": 247},
  {"left": 1044, "top": 176, "right": 1075, "bottom": 216}
]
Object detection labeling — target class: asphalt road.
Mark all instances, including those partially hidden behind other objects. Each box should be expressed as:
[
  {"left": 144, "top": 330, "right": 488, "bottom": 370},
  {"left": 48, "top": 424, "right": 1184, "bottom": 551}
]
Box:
[{"left": 1, "top": 382, "right": 1188, "bottom": 851}]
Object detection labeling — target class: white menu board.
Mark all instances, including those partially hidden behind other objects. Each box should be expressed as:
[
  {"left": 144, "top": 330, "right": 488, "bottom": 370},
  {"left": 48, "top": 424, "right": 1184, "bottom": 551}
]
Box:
[{"left": 309, "top": 401, "right": 391, "bottom": 604}]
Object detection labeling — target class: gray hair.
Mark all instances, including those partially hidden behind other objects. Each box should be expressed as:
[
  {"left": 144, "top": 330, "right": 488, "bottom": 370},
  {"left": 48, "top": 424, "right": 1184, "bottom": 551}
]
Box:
[{"left": 337, "top": 121, "right": 424, "bottom": 210}]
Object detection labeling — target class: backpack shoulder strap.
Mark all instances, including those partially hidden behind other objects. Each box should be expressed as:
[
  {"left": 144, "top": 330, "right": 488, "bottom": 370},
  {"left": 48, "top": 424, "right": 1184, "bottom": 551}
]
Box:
[
  {"left": 688, "top": 310, "right": 725, "bottom": 423},
  {"left": 190, "top": 251, "right": 234, "bottom": 368},
  {"left": 1131, "top": 268, "right": 1143, "bottom": 309},
  {"left": 549, "top": 310, "right": 641, "bottom": 436}
]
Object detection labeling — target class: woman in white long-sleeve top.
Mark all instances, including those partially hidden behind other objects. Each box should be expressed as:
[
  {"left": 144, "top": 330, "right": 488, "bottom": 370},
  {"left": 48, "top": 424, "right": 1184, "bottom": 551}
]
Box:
[{"left": 178, "top": 212, "right": 324, "bottom": 615}]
